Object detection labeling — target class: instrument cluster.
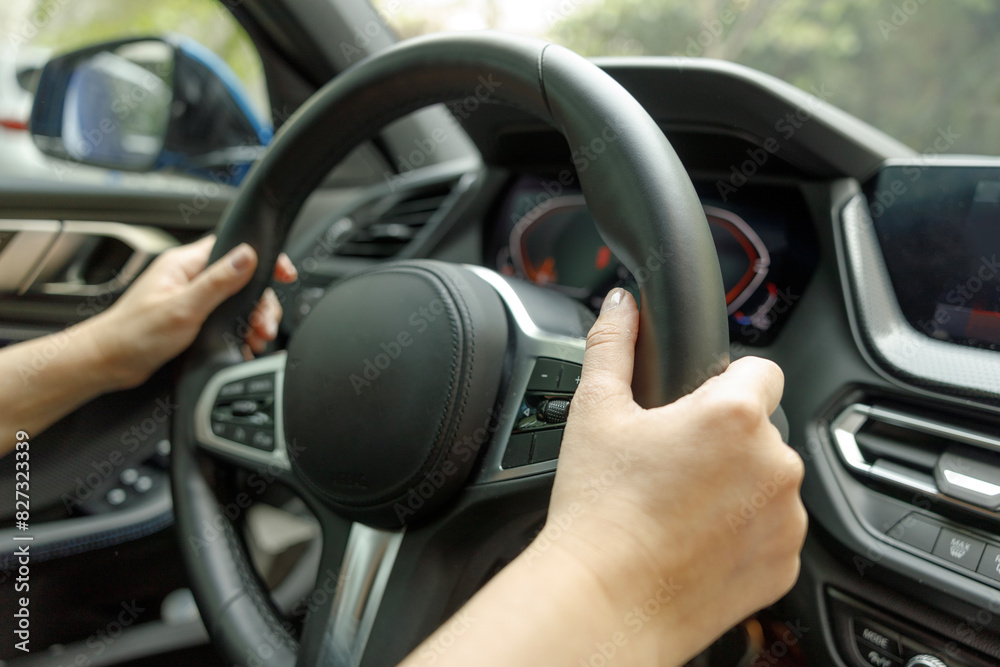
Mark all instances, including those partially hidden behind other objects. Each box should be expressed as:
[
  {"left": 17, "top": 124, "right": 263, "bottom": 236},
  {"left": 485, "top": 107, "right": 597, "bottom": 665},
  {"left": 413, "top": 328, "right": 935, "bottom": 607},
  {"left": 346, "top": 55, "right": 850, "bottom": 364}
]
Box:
[{"left": 487, "top": 176, "right": 819, "bottom": 346}]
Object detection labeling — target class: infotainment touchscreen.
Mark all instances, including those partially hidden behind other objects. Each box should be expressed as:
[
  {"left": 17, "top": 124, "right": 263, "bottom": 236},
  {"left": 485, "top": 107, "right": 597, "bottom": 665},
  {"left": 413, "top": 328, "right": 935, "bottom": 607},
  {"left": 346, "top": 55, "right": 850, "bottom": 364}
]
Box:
[{"left": 865, "top": 164, "right": 1000, "bottom": 351}]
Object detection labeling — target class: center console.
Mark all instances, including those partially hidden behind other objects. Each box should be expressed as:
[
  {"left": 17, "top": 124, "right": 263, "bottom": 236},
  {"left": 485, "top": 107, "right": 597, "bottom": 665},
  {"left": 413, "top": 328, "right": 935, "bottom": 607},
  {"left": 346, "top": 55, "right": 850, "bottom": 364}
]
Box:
[{"left": 812, "top": 162, "right": 1000, "bottom": 667}]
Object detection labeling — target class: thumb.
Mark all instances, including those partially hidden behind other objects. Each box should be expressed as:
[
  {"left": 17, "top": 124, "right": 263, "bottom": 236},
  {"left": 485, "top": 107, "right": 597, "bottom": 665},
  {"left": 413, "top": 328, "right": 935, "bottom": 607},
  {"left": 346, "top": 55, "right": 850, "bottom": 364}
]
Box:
[
  {"left": 575, "top": 288, "right": 639, "bottom": 410},
  {"left": 185, "top": 243, "right": 258, "bottom": 318}
]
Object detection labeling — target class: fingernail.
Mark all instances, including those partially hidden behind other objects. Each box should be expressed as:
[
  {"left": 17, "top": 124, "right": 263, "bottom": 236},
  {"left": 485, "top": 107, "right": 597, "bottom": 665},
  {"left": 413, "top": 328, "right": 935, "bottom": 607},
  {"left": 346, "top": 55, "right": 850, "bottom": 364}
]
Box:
[
  {"left": 230, "top": 243, "right": 253, "bottom": 271},
  {"left": 266, "top": 320, "right": 277, "bottom": 338},
  {"left": 601, "top": 288, "right": 624, "bottom": 314}
]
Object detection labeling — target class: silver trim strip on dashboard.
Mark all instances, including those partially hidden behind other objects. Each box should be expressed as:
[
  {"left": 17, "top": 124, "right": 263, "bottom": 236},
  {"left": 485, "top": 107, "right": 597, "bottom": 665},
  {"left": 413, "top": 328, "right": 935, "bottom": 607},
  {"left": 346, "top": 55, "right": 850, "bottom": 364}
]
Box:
[
  {"left": 322, "top": 524, "right": 404, "bottom": 667},
  {"left": 839, "top": 193, "right": 1000, "bottom": 400},
  {"left": 465, "top": 265, "right": 587, "bottom": 484},
  {"left": 866, "top": 404, "right": 1000, "bottom": 454},
  {"left": 193, "top": 352, "right": 291, "bottom": 471}
]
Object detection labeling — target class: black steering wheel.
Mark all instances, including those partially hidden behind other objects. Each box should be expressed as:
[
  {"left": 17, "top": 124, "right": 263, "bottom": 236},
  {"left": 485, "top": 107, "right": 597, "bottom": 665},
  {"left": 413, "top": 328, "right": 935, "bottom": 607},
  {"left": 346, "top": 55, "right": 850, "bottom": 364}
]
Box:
[{"left": 171, "top": 32, "right": 728, "bottom": 667}]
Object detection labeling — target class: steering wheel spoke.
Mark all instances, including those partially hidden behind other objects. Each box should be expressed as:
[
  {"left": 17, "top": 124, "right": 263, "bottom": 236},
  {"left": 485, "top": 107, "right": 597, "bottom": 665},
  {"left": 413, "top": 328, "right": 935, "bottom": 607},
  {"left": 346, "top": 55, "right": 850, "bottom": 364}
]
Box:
[
  {"left": 192, "top": 351, "right": 295, "bottom": 482},
  {"left": 296, "top": 521, "right": 404, "bottom": 667},
  {"left": 297, "top": 473, "right": 555, "bottom": 667}
]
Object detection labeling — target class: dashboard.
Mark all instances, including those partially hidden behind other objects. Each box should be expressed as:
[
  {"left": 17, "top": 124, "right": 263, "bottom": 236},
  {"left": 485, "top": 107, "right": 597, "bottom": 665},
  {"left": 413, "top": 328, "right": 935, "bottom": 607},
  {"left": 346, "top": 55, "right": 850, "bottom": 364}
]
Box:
[{"left": 486, "top": 176, "right": 819, "bottom": 345}]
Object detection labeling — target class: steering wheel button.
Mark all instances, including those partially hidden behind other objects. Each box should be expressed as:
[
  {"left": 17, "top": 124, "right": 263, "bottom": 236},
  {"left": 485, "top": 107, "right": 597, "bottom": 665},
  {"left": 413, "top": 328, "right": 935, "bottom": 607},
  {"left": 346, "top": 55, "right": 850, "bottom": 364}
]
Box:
[
  {"left": 931, "top": 528, "right": 985, "bottom": 571},
  {"left": 531, "top": 429, "right": 562, "bottom": 463},
  {"left": 246, "top": 374, "right": 275, "bottom": 394},
  {"left": 557, "top": 363, "right": 582, "bottom": 392},
  {"left": 211, "top": 421, "right": 228, "bottom": 437},
  {"left": 218, "top": 381, "right": 246, "bottom": 398},
  {"left": 230, "top": 426, "right": 250, "bottom": 445},
  {"left": 230, "top": 399, "right": 258, "bottom": 416},
  {"left": 250, "top": 429, "right": 275, "bottom": 451},
  {"left": 502, "top": 433, "right": 533, "bottom": 468},
  {"left": 538, "top": 398, "right": 571, "bottom": 424},
  {"left": 120, "top": 468, "right": 139, "bottom": 486},
  {"left": 528, "top": 358, "right": 562, "bottom": 391},
  {"left": 247, "top": 412, "right": 270, "bottom": 426}
]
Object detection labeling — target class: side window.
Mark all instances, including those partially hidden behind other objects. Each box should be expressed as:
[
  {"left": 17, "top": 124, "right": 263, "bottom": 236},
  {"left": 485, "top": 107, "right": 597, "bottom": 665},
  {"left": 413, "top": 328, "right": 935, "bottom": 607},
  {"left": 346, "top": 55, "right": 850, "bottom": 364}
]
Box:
[{"left": 4, "top": 0, "right": 268, "bottom": 186}]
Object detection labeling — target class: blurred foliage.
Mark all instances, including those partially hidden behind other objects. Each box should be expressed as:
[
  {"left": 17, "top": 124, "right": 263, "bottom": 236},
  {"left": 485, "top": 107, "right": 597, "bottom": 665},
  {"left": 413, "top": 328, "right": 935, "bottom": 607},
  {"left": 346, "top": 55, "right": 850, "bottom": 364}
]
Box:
[
  {"left": 25, "top": 0, "right": 269, "bottom": 118},
  {"left": 551, "top": 0, "right": 1000, "bottom": 154},
  {"left": 376, "top": 0, "right": 1000, "bottom": 155}
]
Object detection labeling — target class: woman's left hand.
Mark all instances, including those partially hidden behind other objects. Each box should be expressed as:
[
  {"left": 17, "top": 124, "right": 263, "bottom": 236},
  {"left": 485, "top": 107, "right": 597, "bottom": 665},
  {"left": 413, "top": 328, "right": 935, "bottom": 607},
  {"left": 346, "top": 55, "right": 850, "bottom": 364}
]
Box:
[{"left": 86, "top": 235, "right": 297, "bottom": 390}]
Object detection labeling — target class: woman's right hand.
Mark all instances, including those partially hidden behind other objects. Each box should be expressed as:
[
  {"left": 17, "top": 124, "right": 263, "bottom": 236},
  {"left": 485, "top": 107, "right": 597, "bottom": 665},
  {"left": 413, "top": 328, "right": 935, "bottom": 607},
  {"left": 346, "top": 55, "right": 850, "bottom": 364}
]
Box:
[{"left": 544, "top": 287, "right": 807, "bottom": 664}]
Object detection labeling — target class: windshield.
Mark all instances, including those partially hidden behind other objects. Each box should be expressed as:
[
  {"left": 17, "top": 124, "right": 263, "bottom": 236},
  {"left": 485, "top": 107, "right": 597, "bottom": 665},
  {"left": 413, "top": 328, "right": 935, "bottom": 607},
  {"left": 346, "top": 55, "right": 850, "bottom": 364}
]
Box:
[{"left": 373, "top": 0, "right": 1000, "bottom": 157}]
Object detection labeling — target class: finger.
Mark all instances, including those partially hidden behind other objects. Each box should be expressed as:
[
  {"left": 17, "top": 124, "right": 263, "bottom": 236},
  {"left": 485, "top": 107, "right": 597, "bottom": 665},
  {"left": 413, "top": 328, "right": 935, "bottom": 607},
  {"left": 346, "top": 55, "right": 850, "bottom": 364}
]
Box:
[
  {"left": 244, "top": 331, "right": 268, "bottom": 356},
  {"left": 693, "top": 356, "right": 784, "bottom": 416},
  {"left": 249, "top": 288, "right": 281, "bottom": 340},
  {"left": 273, "top": 253, "right": 298, "bottom": 284},
  {"left": 185, "top": 243, "right": 258, "bottom": 318},
  {"left": 575, "top": 288, "right": 639, "bottom": 408},
  {"left": 169, "top": 235, "right": 217, "bottom": 280}
]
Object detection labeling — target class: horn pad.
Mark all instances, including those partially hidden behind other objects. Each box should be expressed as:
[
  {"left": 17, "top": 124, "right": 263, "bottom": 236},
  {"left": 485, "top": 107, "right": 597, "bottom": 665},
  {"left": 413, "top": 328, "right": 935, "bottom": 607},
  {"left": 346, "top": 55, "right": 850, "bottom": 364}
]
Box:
[{"left": 284, "top": 261, "right": 508, "bottom": 528}]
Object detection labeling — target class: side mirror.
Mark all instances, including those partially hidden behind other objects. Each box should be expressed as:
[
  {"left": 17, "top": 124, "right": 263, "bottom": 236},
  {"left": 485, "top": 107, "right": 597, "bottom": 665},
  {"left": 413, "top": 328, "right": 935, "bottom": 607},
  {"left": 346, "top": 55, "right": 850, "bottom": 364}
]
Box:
[{"left": 30, "top": 36, "right": 270, "bottom": 184}]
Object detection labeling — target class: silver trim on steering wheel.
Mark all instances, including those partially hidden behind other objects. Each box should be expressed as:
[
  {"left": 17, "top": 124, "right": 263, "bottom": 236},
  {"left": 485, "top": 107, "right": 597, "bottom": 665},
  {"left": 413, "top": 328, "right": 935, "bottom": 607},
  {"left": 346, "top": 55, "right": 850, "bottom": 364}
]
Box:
[
  {"left": 193, "top": 352, "right": 291, "bottom": 471},
  {"left": 465, "top": 266, "right": 587, "bottom": 484},
  {"left": 322, "top": 524, "right": 404, "bottom": 667}
]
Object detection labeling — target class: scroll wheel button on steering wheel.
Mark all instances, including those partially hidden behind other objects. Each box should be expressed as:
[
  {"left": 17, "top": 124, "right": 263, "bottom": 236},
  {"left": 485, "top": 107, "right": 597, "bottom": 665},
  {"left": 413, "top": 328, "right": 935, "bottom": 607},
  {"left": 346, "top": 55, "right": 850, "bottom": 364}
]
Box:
[{"left": 538, "top": 399, "right": 571, "bottom": 424}]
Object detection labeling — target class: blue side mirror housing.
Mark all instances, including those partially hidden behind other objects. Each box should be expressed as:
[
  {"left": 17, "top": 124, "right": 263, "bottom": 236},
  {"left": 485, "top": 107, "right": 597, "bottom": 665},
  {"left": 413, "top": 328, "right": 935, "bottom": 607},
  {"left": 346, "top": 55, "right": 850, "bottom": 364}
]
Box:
[{"left": 29, "top": 36, "right": 271, "bottom": 185}]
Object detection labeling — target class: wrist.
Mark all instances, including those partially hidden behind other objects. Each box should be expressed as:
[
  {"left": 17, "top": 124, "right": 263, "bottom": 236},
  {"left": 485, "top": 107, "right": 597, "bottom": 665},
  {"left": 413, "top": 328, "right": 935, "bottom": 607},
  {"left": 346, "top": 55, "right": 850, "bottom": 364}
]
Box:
[
  {"left": 516, "top": 523, "right": 684, "bottom": 665},
  {"left": 76, "top": 313, "right": 144, "bottom": 392}
]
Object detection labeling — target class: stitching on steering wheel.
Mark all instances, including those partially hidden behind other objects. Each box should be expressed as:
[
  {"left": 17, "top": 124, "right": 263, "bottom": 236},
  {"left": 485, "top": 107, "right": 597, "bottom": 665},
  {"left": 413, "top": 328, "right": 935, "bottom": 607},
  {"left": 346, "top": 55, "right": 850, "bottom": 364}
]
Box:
[{"left": 218, "top": 506, "right": 299, "bottom": 653}]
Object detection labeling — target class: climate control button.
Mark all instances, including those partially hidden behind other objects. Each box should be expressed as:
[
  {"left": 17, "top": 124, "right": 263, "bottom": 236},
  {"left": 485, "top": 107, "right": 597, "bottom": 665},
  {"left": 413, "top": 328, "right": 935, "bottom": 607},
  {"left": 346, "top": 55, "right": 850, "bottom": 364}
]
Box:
[{"left": 931, "top": 528, "right": 985, "bottom": 571}]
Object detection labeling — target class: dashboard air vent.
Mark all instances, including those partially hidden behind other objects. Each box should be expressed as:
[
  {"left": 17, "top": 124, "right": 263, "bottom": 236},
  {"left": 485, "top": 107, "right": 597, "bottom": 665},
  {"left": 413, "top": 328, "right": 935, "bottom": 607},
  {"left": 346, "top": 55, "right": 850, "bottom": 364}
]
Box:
[
  {"left": 335, "top": 181, "right": 458, "bottom": 259},
  {"left": 831, "top": 403, "right": 1000, "bottom": 519}
]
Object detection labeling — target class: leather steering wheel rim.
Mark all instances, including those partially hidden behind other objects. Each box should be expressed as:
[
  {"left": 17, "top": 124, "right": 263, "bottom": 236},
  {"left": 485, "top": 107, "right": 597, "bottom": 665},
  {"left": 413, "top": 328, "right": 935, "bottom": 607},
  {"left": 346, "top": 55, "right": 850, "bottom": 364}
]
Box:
[{"left": 171, "top": 32, "right": 728, "bottom": 667}]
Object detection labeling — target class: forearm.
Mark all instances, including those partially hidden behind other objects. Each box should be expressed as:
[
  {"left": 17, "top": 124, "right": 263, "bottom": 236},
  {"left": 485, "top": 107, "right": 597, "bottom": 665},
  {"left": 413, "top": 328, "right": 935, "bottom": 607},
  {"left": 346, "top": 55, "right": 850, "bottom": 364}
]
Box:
[
  {"left": 0, "top": 317, "right": 122, "bottom": 456},
  {"left": 399, "top": 540, "right": 676, "bottom": 667}
]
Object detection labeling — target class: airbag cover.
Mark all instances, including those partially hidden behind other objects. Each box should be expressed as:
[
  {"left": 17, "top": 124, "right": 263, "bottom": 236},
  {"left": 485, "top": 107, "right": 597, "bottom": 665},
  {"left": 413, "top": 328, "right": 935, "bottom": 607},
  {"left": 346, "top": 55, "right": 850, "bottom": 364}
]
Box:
[{"left": 284, "top": 261, "right": 508, "bottom": 528}]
